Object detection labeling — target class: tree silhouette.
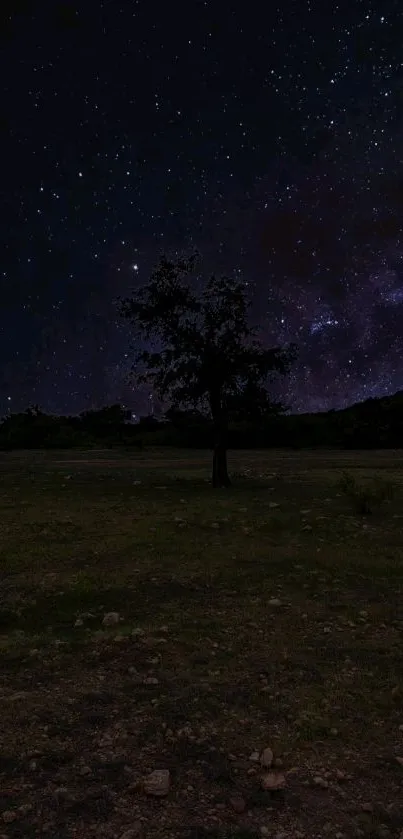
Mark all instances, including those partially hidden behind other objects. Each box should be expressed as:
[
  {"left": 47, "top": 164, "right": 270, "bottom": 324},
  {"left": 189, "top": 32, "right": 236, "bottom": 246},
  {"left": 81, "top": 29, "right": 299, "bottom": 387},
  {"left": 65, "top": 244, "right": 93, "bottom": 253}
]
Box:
[{"left": 119, "top": 254, "right": 295, "bottom": 486}]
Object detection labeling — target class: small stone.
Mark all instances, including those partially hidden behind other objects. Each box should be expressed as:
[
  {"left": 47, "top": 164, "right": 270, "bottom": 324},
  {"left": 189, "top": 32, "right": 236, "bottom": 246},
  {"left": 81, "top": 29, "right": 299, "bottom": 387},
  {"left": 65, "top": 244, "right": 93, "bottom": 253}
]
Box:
[
  {"left": 269, "top": 502, "right": 279, "bottom": 508},
  {"left": 260, "top": 828, "right": 270, "bottom": 837},
  {"left": 269, "top": 598, "right": 282, "bottom": 607},
  {"left": 119, "top": 825, "right": 144, "bottom": 839},
  {"left": 261, "top": 772, "right": 286, "bottom": 791},
  {"left": 144, "top": 769, "right": 170, "bottom": 796},
  {"left": 143, "top": 676, "right": 159, "bottom": 685},
  {"left": 229, "top": 796, "right": 246, "bottom": 813},
  {"left": 102, "top": 612, "right": 120, "bottom": 626},
  {"left": 128, "top": 666, "right": 141, "bottom": 677},
  {"left": 361, "top": 803, "right": 373, "bottom": 813},
  {"left": 74, "top": 618, "right": 84, "bottom": 627},
  {"left": 8, "top": 692, "right": 29, "bottom": 702},
  {"left": 80, "top": 766, "right": 92, "bottom": 776},
  {"left": 249, "top": 750, "right": 260, "bottom": 762},
  {"left": 260, "top": 747, "right": 274, "bottom": 768},
  {"left": 54, "top": 787, "right": 71, "bottom": 801},
  {"left": 313, "top": 776, "right": 328, "bottom": 788},
  {"left": 330, "top": 727, "right": 338, "bottom": 736},
  {"left": 2, "top": 810, "right": 17, "bottom": 824},
  {"left": 211, "top": 522, "right": 220, "bottom": 528},
  {"left": 395, "top": 756, "right": 403, "bottom": 767},
  {"left": 131, "top": 627, "right": 145, "bottom": 637}
]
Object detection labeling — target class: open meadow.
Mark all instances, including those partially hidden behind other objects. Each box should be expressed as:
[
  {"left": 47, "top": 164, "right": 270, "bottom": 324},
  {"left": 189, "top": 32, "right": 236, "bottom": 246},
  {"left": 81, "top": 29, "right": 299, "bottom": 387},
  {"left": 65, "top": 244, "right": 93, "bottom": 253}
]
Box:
[{"left": 0, "top": 448, "right": 403, "bottom": 839}]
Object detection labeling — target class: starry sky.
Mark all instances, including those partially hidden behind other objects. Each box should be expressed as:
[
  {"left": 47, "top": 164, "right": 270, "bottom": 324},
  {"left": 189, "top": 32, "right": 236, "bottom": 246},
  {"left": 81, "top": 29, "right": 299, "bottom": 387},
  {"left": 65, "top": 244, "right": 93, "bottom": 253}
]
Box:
[{"left": 2, "top": 0, "right": 403, "bottom": 416}]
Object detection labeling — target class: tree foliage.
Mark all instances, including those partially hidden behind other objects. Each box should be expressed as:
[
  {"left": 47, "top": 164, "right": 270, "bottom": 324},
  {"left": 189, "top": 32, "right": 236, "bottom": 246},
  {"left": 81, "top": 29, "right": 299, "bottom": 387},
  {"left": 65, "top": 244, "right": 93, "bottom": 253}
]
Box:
[
  {"left": 119, "top": 254, "right": 295, "bottom": 419},
  {"left": 119, "top": 254, "right": 296, "bottom": 485}
]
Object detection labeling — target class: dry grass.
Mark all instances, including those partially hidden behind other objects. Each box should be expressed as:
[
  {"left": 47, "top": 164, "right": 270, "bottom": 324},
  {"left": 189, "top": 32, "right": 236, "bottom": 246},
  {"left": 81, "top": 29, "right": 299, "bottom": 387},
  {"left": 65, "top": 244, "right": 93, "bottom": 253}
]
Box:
[{"left": 0, "top": 448, "right": 402, "bottom": 839}]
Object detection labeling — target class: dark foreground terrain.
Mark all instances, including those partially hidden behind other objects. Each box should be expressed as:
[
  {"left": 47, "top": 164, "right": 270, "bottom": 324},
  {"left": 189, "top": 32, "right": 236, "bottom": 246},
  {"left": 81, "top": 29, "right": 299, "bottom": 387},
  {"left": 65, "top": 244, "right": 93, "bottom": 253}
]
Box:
[{"left": 0, "top": 448, "right": 402, "bottom": 839}]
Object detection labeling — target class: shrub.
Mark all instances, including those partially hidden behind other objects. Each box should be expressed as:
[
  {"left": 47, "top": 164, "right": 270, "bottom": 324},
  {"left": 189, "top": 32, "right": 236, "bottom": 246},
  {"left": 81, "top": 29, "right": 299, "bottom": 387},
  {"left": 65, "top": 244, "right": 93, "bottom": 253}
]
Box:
[{"left": 339, "top": 471, "right": 395, "bottom": 515}]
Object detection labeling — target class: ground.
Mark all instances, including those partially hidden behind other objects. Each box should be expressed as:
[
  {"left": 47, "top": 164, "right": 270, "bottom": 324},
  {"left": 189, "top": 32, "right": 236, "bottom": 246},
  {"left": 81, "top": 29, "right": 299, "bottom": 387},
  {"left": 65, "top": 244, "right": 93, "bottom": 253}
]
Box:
[{"left": 0, "top": 447, "right": 402, "bottom": 839}]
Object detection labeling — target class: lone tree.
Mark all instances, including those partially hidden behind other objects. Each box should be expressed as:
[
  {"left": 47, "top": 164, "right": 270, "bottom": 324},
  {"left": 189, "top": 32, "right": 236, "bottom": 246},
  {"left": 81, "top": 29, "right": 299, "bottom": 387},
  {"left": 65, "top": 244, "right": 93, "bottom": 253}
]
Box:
[{"left": 119, "top": 254, "right": 295, "bottom": 487}]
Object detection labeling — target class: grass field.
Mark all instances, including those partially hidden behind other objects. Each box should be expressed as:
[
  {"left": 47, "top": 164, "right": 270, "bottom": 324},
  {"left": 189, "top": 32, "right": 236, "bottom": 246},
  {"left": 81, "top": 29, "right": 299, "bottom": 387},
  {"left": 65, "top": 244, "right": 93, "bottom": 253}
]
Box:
[{"left": 0, "top": 448, "right": 402, "bottom": 839}]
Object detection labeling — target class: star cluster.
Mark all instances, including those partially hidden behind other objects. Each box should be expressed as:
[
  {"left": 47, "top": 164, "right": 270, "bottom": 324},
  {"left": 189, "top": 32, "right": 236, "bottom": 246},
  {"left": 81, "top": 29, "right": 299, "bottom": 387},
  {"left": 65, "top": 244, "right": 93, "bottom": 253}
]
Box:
[{"left": 2, "top": 1, "right": 403, "bottom": 415}]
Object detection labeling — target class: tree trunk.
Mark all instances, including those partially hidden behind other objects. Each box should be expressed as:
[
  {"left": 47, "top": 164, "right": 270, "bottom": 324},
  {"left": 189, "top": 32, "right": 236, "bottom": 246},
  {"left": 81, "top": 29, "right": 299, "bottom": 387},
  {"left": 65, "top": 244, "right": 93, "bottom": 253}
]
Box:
[
  {"left": 212, "top": 442, "right": 231, "bottom": 487},
  {"left": 211, "top": 409, "right": 231, "bottom": 488}
]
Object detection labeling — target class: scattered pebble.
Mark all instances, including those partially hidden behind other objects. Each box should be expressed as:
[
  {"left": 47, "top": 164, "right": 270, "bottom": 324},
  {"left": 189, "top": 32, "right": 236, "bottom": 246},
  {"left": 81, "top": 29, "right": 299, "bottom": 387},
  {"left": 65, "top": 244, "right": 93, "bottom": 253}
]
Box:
[
  {"left": 260, "top": 747, "right": 274, "bottom": 767},
  {"left": 2, "top": 811, "right": 17, "bottom": 824},
  {"left": 144, "top": 769, "right": 170, "bottom": 796},
  {"left": 269, "top": 502, "right": 280, "bottom": 508},
  {"left": 102, "top": 612, "right": 120, "bottom": 626},
  {"left": 7, "top": 692, "right": 29, "bottom": 702},
  {"left": 119, "top": 826, "right": 144, "bottom": 839},
  {"left": 229, "top": 795, "right": 246, "bottom": 813},
  {"left": 313, "top": 776, "right": 328, "bottom": 788},
  {"left": 269, "top": 598, "right": 282, "bottom": 607},
  {"left": 260, "top": 772, "right": 286, "bottom": 790}
]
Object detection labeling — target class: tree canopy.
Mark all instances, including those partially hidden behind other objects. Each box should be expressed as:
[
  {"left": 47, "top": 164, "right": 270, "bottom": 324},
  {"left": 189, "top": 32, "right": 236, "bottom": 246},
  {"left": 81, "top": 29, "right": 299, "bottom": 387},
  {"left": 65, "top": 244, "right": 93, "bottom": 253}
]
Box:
[{"left": 119, "top": 253, "right": 296, "bottom": 485}]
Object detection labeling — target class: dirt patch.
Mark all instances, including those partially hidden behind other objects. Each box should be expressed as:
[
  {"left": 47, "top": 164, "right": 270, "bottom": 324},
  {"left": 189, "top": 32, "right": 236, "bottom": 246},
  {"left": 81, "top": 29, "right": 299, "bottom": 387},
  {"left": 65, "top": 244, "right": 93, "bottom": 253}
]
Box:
[{"left": 0, "top": 450, "right": 403, "bottom": 838}]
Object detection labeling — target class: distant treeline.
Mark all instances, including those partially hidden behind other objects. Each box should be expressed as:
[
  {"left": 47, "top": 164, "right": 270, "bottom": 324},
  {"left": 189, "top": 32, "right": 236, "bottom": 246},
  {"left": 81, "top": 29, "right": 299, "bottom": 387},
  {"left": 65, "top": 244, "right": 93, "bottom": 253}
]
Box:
[{"left": 1, "top": 394, "right": 403, "bottom": 450}]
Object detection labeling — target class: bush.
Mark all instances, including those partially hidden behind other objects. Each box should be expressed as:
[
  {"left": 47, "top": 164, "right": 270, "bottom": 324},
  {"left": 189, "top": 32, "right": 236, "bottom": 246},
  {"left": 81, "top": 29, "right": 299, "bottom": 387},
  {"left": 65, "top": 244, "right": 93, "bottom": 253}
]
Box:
[{"left": 339, "top": 471, "right": 395, "bottom": 515}]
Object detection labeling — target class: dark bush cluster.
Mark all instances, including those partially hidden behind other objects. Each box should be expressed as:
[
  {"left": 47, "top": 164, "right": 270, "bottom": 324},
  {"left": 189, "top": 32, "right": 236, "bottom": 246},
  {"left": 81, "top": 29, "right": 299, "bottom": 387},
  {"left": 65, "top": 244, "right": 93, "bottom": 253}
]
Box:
[{"left": 1, "top": 390, "right": 403, "bottom": 451}]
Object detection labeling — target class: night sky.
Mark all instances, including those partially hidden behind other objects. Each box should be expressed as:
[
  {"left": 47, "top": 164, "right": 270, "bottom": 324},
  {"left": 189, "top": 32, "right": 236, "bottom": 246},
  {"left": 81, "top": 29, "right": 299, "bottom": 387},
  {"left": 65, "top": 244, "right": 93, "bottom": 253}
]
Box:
[{"left": 2, "top": 1, "right": 403, "bottom": 416}]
